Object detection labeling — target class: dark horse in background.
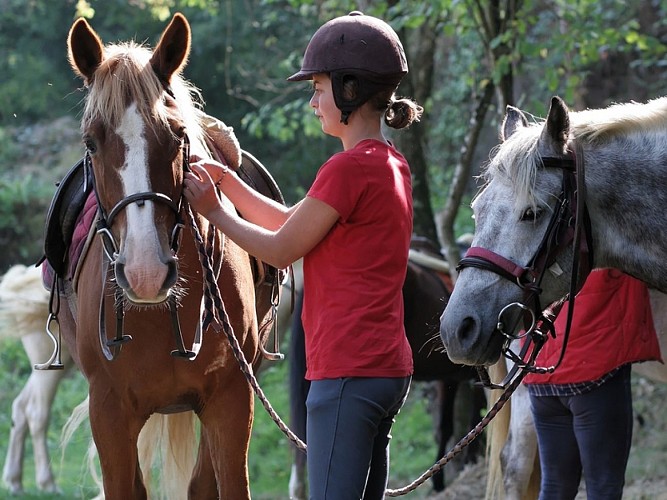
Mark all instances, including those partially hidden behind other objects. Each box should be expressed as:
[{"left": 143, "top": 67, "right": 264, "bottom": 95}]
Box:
[{"left": 287, "top": 240, "right": 486, "bottom": 498}]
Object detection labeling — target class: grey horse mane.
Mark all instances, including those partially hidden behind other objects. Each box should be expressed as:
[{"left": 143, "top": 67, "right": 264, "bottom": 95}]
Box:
[{"left": 483, "top": 96, "right": 667, "bottom": 209}]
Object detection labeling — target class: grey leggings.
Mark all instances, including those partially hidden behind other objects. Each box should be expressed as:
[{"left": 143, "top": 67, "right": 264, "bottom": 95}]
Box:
[{"left": 305, "top": 376, "right": 411, "bottom": 500}]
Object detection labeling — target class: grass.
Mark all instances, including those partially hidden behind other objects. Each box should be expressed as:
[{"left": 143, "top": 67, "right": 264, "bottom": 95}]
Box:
[
  {"left": 0, "top": 339, "right": 99, "bottom": 499},
  {"left": 2, "top": 329, "right": 665, "bottom": 500},
  {"left": 0, "top": 334, "right": 445, "bottom": 499}
]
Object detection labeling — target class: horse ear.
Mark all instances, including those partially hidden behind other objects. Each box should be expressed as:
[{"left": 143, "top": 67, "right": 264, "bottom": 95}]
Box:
[
  {"left": 150, "top": 13, "right": 191, "bottom": 85},
  {"left": 501, "top": 106, "right": 528, "bottom": 141},
  {"left": 67, "top": 18, "right": 104, "bottom": 85},
  {"left": 542, "top": 96, "right": 570, "bottom": 150}
]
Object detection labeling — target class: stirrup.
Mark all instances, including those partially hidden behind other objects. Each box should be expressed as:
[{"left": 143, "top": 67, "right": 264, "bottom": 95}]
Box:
[
  {"left": 260, "top": 294, "right": 285, "bottom": 361},
  {"left": 34, "top": 313, "right": 65, "bottom": 370}
]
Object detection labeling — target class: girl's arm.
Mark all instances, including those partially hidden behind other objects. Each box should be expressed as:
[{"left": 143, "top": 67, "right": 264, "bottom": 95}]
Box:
[
  {"left": 184, "top": 163, "right": 338, "bottom": 269},
  {"left": 190, "top": 157, "right": 297, "bottom": 230}
]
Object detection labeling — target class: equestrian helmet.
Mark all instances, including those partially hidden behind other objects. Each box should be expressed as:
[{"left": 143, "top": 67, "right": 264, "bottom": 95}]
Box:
[{"left": 288, "top": 11, "right": 408, "bottom": 121}]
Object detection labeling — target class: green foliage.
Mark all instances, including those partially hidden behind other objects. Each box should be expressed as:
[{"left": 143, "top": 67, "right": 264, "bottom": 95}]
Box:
[
  {"left": 0, "top": 177, "right": 51, "bottom": 270},
  {"left": 0, "top": 338, "right": 99, "bottom": 499},
  {"left": 0, "top": 1, "right": 80, "bottom": 123},
  {"left": 0, "top": 127, "right": 22, "bottom": 168}
]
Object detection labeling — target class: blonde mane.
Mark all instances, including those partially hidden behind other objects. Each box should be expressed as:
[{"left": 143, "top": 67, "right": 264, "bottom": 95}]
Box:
[
  {"left": 83, "top": 42, "right": 204, "bottom": 144},
  {"left": 571, "top": 96, "right": 667, "bottom": 142},
  {"left": 484, "top": 124, "right": 543, "bottom": 209}
]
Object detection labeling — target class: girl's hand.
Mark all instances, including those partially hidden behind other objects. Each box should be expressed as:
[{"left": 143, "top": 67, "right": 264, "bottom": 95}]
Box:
[
  {"left": 183, "top": 163, "right": 225, "bottom": 220},
  {"left": 189, "top": 157, "right": 229, "bottom": 187}
]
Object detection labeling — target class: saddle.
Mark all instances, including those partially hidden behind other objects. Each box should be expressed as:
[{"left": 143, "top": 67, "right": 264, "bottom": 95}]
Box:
[
  {"left": 41, "top": 157, "right": 90, "bottom": 278},
  {"left": 203, "top": 114, "right": 286, "bottom": 289}
]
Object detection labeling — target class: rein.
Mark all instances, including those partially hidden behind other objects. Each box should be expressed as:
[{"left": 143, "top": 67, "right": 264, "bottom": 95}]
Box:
[
  {"left": 184, "top": 199, "right": 307, "bottom": 452},
  {"left": 76, "top": 123, "right": 300, "bottom": 441}
]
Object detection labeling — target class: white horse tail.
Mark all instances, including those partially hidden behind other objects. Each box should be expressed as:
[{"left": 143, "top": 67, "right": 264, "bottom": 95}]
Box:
[
  {"left": 484, "top": 357, "right": 540, "bottom": 500},
  {"left": 61, "top": 397, "right": 196, "bottom": 500},
  {"left": 59, "top": 396, "right": 104, "bottom": 497},
  {"left": 0, "top": 264, "right": 49, "bottom": 340},
  {"left": 484, "top": 360, "right": 512, "bottom": 500},
  {"left": 137, "top": 412, "right": 197, "bottom": 500}
]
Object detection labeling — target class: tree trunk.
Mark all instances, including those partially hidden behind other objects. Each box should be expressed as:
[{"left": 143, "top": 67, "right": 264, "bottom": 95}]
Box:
[
  {"left": 437, "top": 79, "right": 495, "bottom": 275},
  {"left": 393, "top": 16, "right": 440, "bottom": 246}
]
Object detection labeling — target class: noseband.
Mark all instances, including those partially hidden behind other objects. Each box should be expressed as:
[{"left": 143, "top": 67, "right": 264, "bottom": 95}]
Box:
[{"left": 457, "top": 143, "right": 593, "bottom": 387}]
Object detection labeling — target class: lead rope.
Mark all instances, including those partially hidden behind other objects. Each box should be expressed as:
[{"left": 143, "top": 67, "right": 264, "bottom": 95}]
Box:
[
  {"left": 184, "top": 202, "right": 307, "bottom": 452},
  {"left": 187, "top": 191, "right": 524, "bottom": 495},
  {"left": 385, "top": 370, "right": 525, "bottom": 496},
  {"left": 185, "top": 197, "right": 526, "bottom": 493}
]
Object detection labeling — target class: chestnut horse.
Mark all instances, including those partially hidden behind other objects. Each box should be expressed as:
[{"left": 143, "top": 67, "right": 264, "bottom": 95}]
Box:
[{"left": 52, "top": 14, "right": 273, "bottom": 498}]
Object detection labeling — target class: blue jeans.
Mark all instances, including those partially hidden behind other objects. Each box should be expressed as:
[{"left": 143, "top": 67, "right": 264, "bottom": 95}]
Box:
[
  {"left": 305, "top": 376, "right": 411, "bottom": 500},
  {"left": 530, "top": 365, "right": 633, "bottom": 500}
]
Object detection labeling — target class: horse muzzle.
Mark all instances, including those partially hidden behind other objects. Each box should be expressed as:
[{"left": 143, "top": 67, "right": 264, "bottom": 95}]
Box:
[{"left": 114, "top": 257, "right": 178, "bottom": 304}]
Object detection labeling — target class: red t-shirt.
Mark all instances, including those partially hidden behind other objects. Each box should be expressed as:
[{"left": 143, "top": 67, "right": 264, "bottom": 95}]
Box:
[{"left": 302, "top": 139, "right": 414, "bottom": 380}]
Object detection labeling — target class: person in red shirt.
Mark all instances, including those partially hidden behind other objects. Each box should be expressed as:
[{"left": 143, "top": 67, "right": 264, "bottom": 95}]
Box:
[
  {"left": 523, "top": 269, "right": 662, "bottom": 499},
  {"left": 183, "top": 12, "right": 422, "bottom": 499}
]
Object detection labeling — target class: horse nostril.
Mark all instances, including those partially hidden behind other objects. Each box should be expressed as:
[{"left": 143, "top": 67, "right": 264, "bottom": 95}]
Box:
[
  {"left": 458, "top": 316, "right": 477, "bottom": 342},
  {"left": 163, "top": 260, "right": 178, "bottom": 290},
  {"left": 115, "top": 262, "right": 130, "bottom": 290}
]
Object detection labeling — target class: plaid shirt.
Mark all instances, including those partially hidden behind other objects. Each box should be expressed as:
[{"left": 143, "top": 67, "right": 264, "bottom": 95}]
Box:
[{"left": 526, "top": 365, "right": 623, "bottom": 397}]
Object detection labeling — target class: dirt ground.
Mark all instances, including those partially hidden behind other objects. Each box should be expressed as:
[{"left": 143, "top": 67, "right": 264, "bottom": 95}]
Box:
[
  {"left": 427, "top": 374, "right": 667, "bottom": 500},
  {"left": 430, "top": 462, "right": 667, "bottom": 500}
]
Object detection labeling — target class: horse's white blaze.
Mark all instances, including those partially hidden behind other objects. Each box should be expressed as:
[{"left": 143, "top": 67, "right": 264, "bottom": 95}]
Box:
[{"left": 116, "top": 103, "right": 168, "bottom": 300}]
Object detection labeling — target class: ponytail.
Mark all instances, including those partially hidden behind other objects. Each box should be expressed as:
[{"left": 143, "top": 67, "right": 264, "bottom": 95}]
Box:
[{"left": 384, "top": 96, "right": 423, "bottom": 129}]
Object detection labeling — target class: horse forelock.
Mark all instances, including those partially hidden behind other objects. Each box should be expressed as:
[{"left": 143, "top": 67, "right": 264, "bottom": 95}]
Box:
[
  {"left": 571, "top": 97, "right": 667, "bottom": 143},
  {"left": 82, "top": 42, "right": 204, "bottom": 144},
  {"left": 486, "top": 124, "right": 543, "bottom": 209}
]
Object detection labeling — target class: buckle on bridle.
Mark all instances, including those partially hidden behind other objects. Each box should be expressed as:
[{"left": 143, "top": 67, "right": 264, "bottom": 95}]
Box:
[{"left": 496, "top": 301, "right": 535, "bottom": 340}]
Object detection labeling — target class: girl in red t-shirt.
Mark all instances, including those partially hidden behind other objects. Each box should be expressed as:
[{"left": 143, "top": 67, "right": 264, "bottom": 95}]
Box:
[{"left": 184, "top": 12, "right": 422, "bottom": 499}]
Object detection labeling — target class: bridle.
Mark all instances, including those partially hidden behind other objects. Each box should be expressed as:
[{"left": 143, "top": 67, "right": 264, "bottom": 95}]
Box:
[
  {"left": 90, "top": 135, "right": 189, "bottom": 263},
  {"left": 456, "top": 142, "right": 594, "bottom": 388},
  {"left": 86, "top": 133, "right": 194, "bottom": 361}
]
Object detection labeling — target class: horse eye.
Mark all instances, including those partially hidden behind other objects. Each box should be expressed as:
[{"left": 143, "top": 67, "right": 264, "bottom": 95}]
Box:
[
  {"left": 84, "top": 138, "right": 97, "bottom": 154},
  {"left": 521, "top": 207, "right": 542, "bottom": 222}
]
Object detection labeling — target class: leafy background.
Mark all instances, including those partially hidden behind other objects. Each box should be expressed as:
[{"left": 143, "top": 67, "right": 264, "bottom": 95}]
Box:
[{"left": 1, "top": 0, "right": 666, "bottom": 498}]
